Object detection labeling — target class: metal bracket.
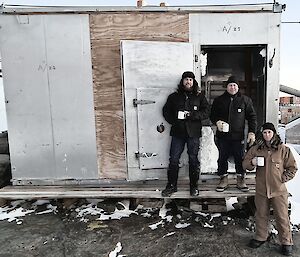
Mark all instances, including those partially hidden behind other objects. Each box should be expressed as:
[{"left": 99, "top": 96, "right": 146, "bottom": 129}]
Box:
[
  {"left": 133, "top": 99, "right": 155, "bottom": 107},
  {"left": 273, "top": 3, "right": 285, "bottom": 13},
  {"left": 135, "top": 151, "right": 157, "bottom": 158}
]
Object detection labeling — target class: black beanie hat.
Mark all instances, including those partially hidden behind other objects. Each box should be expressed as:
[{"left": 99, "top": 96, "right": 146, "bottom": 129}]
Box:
[
  {"left": 226, "top": 75, "right": 239, "bottom": 86},
  {"left": 262, "top": 122, "right": 276, "bottom": 133},
  {"left": 182, "top": 71, "right": 195, "bottom": 79}
]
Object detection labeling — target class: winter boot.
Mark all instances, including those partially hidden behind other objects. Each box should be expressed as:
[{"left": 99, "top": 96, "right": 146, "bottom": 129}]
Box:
[
  {"left": 161, "top": 164, "right": 179, "bottom": 197},
  {"left": 281, "top": 245, "right": 293, "bottom": 256},
  {"left": 161, "top": 183, "right": 177, "bottom": 197},
  {"left": 216, "top": 175, "right": 228, "bottom": 192},
  {"left": 189, "top": 166, "right": 200, "bottom": 196},
  {"left": 237, "top": 175, "right": 249, "bottom": 192}
]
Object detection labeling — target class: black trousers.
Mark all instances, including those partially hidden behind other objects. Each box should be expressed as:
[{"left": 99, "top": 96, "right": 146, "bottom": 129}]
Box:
[
  {"left": 216, "top": 137, "right": 245, "bottom": 177},
  {"left": 167, "top": 136, "right": 200, "bottom": 186}
]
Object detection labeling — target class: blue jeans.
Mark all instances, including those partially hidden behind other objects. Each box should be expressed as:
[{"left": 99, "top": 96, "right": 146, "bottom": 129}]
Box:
[{"left": 169, "top": 136, "right": 200, "bottom": 169}]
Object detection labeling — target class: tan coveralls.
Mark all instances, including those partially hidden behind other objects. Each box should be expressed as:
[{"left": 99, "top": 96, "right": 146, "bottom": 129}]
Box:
[{"left": 243, "top": 144, "right": 297, "bottom": 245}]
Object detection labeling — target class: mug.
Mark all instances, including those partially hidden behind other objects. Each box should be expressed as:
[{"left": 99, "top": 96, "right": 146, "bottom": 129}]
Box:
[
  {"left": 222, "top": 122, "right": 229, "bottom": 132},
  {"left": 178, "top": 111, "right": 186, "bottom": 120},
  {"left": 257, "top": 157, "right": 264, "bottom": 167}
]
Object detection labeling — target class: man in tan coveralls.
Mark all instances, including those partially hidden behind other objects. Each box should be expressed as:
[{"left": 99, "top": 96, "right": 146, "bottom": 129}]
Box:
[{"left": 243, "top": 122, "right": 297, "bottom": 256}]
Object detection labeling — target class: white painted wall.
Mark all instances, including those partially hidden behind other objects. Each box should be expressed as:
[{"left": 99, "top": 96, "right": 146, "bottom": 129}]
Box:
[{"left": 0, "top": 60, "right": 8, "bottom": 132}]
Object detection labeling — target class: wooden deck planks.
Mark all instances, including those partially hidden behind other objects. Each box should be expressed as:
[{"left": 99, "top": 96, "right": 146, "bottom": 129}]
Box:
[{"left": 0, "top": 185, "right": 255, "bottom": 199}]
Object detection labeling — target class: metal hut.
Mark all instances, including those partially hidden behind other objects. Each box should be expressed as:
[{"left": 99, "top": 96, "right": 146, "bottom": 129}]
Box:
[{"left": 0, "top": 2, "right": 284, "bottom": 199}]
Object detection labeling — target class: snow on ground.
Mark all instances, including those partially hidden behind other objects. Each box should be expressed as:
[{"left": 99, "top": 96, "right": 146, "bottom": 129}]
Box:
[
  {"left": 1, "top": 148, "right": 300, "bottom": 228},
  {"left": 226, "top": 197, "right": 238, "bottom": 212},
  {"left": 286, "top": 144, "right": 300, "bottom": 225},
  {"left": 175, "top": 222, "right": 190, "bottom": 229},
  {"left": 108, "top": 242, "right": 123, "bottom": 257},
  {"left": 0, "top": 205, "right": 35, "bottom": 224},
  {"left": 75, "top": 200, "right": 137, "bottom": 222},
  {"left": 163, "top": 232, "right": 175, "bottom": 238}
]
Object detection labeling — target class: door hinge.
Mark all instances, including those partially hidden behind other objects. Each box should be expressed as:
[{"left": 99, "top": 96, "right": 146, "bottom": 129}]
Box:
[
  {"left": 195, "top": 54, "right": 199, "bottom": 63},
  {"left": 135, "top": 151, "right": 157, "bottom": 158},
  {"left": 133, "top": 99, "right": 156, "bottom": 107}
]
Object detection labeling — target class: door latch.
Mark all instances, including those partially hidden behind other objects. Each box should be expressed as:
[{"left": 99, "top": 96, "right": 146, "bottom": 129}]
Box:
[
  {"left": 133, "top": 99, "right": 156, "bottom": 107},
  {"left": 135, "top": 151, "right": 158, "bottom": 158}
]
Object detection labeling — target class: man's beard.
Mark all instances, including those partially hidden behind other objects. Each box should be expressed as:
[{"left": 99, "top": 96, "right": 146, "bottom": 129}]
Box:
[{"left": 184, "top": 85, "right": 193, "bottom": 92}]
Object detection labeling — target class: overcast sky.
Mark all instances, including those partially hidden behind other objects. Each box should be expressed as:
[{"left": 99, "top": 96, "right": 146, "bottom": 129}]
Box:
[{"left": 2, "top": 0, "right": 300, "bottom": 90}]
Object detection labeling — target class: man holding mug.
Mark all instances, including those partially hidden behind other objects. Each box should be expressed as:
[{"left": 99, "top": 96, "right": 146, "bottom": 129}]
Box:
[
  {"left": 210, "top": 76, "right": 257, "bottom": 192},
  {"left": 243, "top": 122, "right": 297, "bottom": 256},
  {"left": 162, "top": 71, "right": 210, "bottom": 197}
]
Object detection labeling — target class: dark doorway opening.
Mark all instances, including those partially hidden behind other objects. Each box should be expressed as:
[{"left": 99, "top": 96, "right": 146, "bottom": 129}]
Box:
[{"left": 201, "top": 45, "right": 267, "bottom": 129}]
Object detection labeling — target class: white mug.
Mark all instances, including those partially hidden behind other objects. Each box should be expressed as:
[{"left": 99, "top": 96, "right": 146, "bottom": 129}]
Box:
[
  {"left": 257, "top": 157, "right": 265, "bottom": 167},
  {"left": 178, "top": 111, "right": 186, "bottom": 120},
  {"left": 222, "top": 122, "right": 229, "bottom": 132}
]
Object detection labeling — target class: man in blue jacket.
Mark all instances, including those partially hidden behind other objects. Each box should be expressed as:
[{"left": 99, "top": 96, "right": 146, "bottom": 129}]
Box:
[
  {"left": 210, "top": 76, "right": 257, "bottom": 192},
  {"left": 162, "top": 71, "right": 210, "bottom": 197}
]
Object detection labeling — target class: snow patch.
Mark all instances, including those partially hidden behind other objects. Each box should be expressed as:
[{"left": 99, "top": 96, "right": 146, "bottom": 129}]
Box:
[
  {"left": 149, "top": 220, "right": 164, "bottom": 230},
  {"left": 97, "top": 201, "right": 137, "bottom": 221},
  {"left": 209, "top": 213, "right": 222, "bottom": 222},
  {"left": 109, "top": 242, "right": 123, "bottom": 257},
  {"left": 204, "top": 222, "right": 214, "bottom": 229},
  {"left": 159, "top": 200, "right": 171, "bottom": 219},
  {"left": 175, "top": 222, "right": 190, "bottom": 229},
  {"left": 195, "top": 211, "right": 210, "bottom": 217},
  {"left": 226, "top": 197, "right": 238, "bottom": 212},
  {"left": 286, "top": 145, "right": 300, "bottom": 225},
  {"left": 0, "top": 206, "right": 35, "bottom": 224},
  {"left": 163, "top": 232, "right": 175, "bottom": 238}
]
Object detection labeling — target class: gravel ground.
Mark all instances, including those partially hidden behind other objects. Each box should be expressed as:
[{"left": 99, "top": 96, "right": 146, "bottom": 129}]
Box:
[{"left": 0, "top": 198, "right": 299, "bottom": 257}]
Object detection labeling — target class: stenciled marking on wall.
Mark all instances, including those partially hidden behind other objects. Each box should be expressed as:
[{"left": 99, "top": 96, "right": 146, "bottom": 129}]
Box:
[{"left": 221, "top": 22, "right": 241, "bottom": 34}]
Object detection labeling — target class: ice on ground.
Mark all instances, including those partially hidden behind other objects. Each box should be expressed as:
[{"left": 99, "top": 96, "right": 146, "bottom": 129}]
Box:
[
  {"left": 149, "top": 220, "right": 164, "bottom": 230},
  {"left": 175, "top": 222, "right": 190, "bottom": 229},
  {"left": 76, "top": 203, "right": 104, "bottom": 218},
  {"left": 195, "top": 211, "right": 210, "bottom": 217},
  {"left": 36, "top": 204, "right": 57, "bottom": 215},
  {"left": 32, "top": 200, "right": 51, "bottom": 206},
  {"left": 0, "top": 206, "right": 35, "bottom": 224},
  {"left": 163, "top": 232, "right": 175, "bottom": 238},
  {"left": 286, "top": 145, "right": 300, "bottom": 225},
  {"left": 289, "top": 199, "right": 300, "bottom": 225},
  {"left": 209, "top": 213, "right": 222, "bottom": 222},
  {"left": 109, "top": 242, "right": 122, "bottom": 257},
  {"left": 204, "top": 222, "right": 214, "bottom": 228},
  {"left": 97, "top": 207, "right": 137, "bottom": 221},
  {"left": 97, "top": 200, "right": 137, "bottom": 221},
  {"left": 226, "top": 197, "right": 238, "bottom": 212},
  {"left": 75, "top": 200, "right": 137, "bottom": 222},
  {"left": 159, "top": 200, "right": 171, "bottom": 219}
]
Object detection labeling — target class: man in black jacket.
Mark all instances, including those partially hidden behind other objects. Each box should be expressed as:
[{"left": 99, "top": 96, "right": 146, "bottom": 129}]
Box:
[
  {"left": 210, "top": 76, "right": 257, "bottom": 192},
  {"left": 162, "top": 71, "right": 210, "bottom": 197}
]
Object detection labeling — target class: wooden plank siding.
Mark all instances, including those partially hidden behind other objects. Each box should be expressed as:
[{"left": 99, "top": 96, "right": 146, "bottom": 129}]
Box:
[{"left": 89, "top": 13, "right": 189, "bottom": 179}]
